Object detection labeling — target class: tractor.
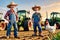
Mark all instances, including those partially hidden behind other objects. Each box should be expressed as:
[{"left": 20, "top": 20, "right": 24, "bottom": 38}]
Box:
[
  {"left": 17, "top": 10, "right": 30, "bottom": 31},
  {"left": 0, "top": 13, "right": 7, "bottom": 30},
  {"left": 46, "top": 12, "right": 60, "bottom": 29}
]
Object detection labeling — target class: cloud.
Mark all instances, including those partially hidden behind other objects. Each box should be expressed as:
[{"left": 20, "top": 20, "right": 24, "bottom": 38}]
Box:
[{"left": 39, "top": 2, "right": 60, "bottom": 20}]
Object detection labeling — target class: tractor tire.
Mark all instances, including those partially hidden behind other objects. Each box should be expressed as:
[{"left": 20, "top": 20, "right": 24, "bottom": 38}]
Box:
[
  {"left": 17, "top": 25, "right": 20, "bottom": 31},
  {"left": 23, "top": 20, "right": 29, "bottom": 31},
  {"left": 56, "top": 23, "right": 60, "bottom": 29},
  {"left": 5, "top": 25, "right": 7, "bottom": 30}
]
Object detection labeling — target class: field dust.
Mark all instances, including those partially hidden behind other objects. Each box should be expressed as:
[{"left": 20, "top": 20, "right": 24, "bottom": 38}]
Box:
[{"left": 0, "top": 30, "right": 60, "bottom": 40}]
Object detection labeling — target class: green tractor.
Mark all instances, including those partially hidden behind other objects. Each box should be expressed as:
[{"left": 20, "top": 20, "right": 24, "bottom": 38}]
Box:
[
  {"left": 47, "top": 12, "right": 60, "bottom": 29},
  {"left": 17, "top": 10, "right": 30, "bottom": 31}
]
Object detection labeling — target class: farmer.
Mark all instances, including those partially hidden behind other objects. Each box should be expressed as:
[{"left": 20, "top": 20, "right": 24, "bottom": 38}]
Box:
[
  {"left": 4, "top": 2, "right": 19, "bottom": 38},
  {"left": 32, "top": 5, "right": 43, "bottom": 37}
]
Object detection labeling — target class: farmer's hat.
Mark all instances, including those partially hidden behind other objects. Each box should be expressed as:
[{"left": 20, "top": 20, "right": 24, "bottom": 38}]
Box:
[
  {"left": 7, "top": 1, "right": 18, "bottom": 8},
  {"left": 32, "top": 5, "right": 41, "bottom": 11}
]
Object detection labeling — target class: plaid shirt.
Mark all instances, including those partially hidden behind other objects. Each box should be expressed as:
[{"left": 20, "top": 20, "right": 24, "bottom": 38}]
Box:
[{"left": 4, "top": 10, "right": 18, "bottom": 21}]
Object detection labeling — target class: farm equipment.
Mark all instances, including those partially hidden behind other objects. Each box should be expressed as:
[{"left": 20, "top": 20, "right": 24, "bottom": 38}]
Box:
[
  {"left": 17, "top": 10, "right": 30, "bottom": 31},
  {"left": 47, "top": 12, "right": 60, "bottom": 29},
  {"left": 0, "top": 13, "right": 7, "bottom": 30}
]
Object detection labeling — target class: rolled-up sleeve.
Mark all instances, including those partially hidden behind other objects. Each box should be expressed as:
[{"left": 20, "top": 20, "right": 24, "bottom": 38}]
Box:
[{"left": 4, "top": 11, "right": 9, "bottom": 19}]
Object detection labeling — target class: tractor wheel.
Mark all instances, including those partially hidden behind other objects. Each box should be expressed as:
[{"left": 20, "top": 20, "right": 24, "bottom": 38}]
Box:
[
  {"left": 5, "top": 24, "right": 7, "bottom": 30},
  {"left": 17, "top": 25, "right": 20, "bottom": 31},
  {"left": 23, "top": 20, "right": 29, "bottom": 31},
  {"left": 56, "top": 23, "right": 60, "bottom": 29}
]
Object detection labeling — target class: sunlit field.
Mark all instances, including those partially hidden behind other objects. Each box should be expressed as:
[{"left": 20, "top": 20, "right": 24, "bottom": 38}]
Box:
[{"left": 0, "top": 28, "right": 60, "bottom": 40}]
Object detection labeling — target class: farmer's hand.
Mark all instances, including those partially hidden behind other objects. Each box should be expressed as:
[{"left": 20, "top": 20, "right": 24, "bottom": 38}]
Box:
[{"left": 6, "top": 19, "right": 10, "bottom": 22}]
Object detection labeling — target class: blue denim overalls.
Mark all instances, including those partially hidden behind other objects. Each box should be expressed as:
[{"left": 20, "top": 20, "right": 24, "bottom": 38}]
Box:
[
  {"left": 6, "top": 12, "right": 17, "bottom": 37},
  {"left": 32, "top": 12, "right": 42, "bottom": 33}
]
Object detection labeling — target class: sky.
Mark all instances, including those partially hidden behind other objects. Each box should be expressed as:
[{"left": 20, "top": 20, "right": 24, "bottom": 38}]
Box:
[
  {"left": 0, "top": 0, "right": 60, "bottom": 10},
  {"left": 0, "top": 0, "right": 60, "bottom": 21}
]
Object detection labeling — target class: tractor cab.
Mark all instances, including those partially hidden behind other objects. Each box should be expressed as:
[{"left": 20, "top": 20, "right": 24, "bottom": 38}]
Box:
[
  {"left": 50, "top": 12, "right": 60, "bottom": 22},
  {"left": 17, "top": 10, "right": 30, "bottom": 21}
]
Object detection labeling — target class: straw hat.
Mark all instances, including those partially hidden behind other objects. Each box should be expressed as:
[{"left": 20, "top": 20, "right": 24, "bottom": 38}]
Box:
[
  {"left": 7, "top": 1, "right": 18, "bottom": 8},
  {"left": 32, "top": 5, "right": 41, "bottom": 11}
]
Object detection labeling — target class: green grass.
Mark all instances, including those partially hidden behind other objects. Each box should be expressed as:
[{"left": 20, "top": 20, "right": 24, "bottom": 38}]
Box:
[{"left": 52, "top": 32, "right": 60, "bottom": 40}]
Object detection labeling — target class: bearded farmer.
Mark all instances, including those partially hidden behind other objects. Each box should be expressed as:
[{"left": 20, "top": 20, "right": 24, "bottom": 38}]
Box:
[
  {"left": 32, "top": 5, "right": 43, "bottom": 37},
  {"left": 4, "top": 2, "right": 19, "bottom": 38}
]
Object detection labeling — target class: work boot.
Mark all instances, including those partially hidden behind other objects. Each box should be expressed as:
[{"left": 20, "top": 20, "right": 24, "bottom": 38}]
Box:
[
  {"left": 39, "top": 34, "right": 43, "bottom": 37},
  {"left": 14, "top": 36, "right": 20, "bottom": 39},
  {"left": 7, "top": 36, "right": 9, "bottom": 39},
  {"left": 32, "top": 34, "right": 37, "bottom": 36},
  {"left": 39, "top": 32, "right": 43, "bottom": 37},
  {"left": 32, "top": 33, "right": 37, "bottom": 36}
]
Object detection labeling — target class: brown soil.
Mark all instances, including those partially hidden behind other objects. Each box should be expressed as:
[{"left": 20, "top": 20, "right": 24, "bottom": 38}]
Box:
[{"left": 0, "top": 29, "right": 60, "bottom": 40}]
